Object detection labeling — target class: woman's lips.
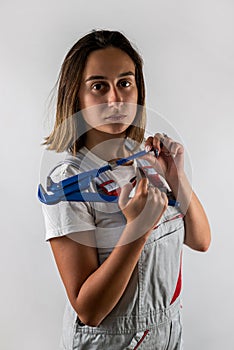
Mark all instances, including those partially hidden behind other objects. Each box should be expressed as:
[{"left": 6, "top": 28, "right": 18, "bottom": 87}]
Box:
[{"left": 105, "top": 114, "right": 127, "bottom": 121}]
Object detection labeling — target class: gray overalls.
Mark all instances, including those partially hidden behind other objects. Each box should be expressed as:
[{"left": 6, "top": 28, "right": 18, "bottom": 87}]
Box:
[{"left": 55, "top": 150, "right": 185, "bottom": 350}]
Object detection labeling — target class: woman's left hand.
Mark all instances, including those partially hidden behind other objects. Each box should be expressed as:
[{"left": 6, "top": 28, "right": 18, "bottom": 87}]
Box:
[
  {"left": 144, "top": 133, "right": 211, "bottom": 252},
  {"left": 144, "top": 133, "right": 185, "bottom": 185}
]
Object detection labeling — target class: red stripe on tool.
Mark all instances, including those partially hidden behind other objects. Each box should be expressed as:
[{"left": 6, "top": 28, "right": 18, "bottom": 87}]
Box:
[
  {"left": 98, "top": 179, "right": 136, "bottom": 197},
  {"left": 170, "top": 252, "right": 183, "bottom": 305},
  {"left": 133, "top": 330, "right": 149, "bottom": 350},
  {"left": 98, "top": 180, "right": 120, "bottom": 196}
]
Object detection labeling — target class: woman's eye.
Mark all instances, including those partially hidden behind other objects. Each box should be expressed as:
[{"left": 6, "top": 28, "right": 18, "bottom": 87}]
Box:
[
  {"left": 119, "top": 80, "right": 131, "bottom": 88},
  {"left": 92, "top": 83, "right": 103, "bottom": 91}
]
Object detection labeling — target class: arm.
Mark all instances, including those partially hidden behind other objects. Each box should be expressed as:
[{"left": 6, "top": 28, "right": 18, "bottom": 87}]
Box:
[
  {"left": 145, "top": 134, "right": 211, "bottom": 252},
  {"left": 167, "top": 171, "right": 211, "bottom": 252},
  {"left": 50, "top": 178, "right": 168, "bottom": 327}
]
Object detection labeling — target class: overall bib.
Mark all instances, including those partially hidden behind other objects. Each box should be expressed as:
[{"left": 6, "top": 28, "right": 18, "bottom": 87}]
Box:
[{"left": 44, "top": 147, "right": 185, "bottom": 350}]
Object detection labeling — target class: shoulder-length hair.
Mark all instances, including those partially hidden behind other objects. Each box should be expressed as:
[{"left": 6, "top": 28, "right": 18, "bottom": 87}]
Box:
[{"left": 44, "top": 30, "right": 146, "bottom": 154}]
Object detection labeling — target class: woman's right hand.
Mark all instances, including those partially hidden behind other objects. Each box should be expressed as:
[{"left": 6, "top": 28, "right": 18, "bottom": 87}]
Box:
[{"left": 118, "top": 178, "right": 168, "bottom": 236}]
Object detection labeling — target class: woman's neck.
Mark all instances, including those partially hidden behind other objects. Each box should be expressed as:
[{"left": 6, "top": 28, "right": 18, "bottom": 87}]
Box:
[{"left": 84, "top": 129, "right": 129, "bottom": 161}]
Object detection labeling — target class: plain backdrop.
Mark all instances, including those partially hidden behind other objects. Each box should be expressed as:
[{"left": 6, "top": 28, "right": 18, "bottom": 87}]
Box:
[{"left": 0, "top": 0, "right": 233, "bottom": 349}]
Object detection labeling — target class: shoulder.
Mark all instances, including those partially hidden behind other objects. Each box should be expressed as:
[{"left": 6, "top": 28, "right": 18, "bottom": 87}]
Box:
[{"left": 48, "top": 152, "right": 84, "bottom": 182}]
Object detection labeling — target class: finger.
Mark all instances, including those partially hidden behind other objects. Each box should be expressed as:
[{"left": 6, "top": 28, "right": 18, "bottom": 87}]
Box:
[
  {"left": 161, "top": 138, "right": 183, "bottom": 158},
  {"left": 151, "top": 188, "right": 168, "bottom": 215},
  {"left": 160, "top": 136, "right": 173, "bottom": 156},
  {"left": 159, "top": 133, "right": 175, "bottom": 150},
  {"left": 118, "top": 183, "right": 133, "bottom": 209},
  {"left": 135, "top": 178, "right": 148, "bottom": 196},
  {"left": 144, "top": 136, "right": 153, "bottom": 152},
  {"left": 161, "top": 191, "right": 169, "bottom": 208},
  {"left": 153, "top": 133, "right": 171, "bottom": 158},
  {"left": 145, "top": 133, "right": 170, "bottom": 157},
  {"left": 153, "top": 133, "right": 163, "bottom": 152},
  {"left": 152, "top": 189, "right": 168, "bottom": 212},
  {"left": 169, "top": 141, "right": 183, "bottom": 157}
]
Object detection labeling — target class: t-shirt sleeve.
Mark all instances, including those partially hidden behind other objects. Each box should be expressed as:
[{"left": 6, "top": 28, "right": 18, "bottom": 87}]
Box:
[{"left": 41, "top": 164, "right": 96, "bottom": 241}]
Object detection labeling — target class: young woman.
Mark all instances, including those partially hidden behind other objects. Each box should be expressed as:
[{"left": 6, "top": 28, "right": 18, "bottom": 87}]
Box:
[{"left": 41, "top": 30, "right": 211, "bottom": 349}]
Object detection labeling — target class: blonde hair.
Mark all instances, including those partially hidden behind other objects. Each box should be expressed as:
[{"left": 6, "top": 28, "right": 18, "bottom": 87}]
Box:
[{"left": 44, "top": 30, "right": 146, "bottom": 154}]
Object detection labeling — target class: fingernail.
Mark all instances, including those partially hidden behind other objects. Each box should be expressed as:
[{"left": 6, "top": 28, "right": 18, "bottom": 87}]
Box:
[{"left": 145, "top": 145, "right": 151, "bottom": 153}]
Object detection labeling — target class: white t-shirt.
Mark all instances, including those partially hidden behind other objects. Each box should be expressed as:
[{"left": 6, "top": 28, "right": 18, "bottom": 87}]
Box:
[{"left": 42, "top": 146, "right": 138, "bottom": 256}]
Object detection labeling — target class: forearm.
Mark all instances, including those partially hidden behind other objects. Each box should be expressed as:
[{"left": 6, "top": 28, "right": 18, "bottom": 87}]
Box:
[
  {"left": 168, "top": 172, "right": 211, "bottom": 252},
  {"left": 183, "top": 191, "right": 211, "bottom": 251},
  {"left": 74, "top": 227, "right": 150, "bottom": 327}
]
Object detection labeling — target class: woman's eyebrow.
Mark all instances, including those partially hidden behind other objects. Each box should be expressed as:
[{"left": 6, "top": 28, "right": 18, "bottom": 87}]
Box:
[
  {"left": 118, "top": 71, "right": 135, "bottom": 78},
  {"left": 85, "top": 71, "right": 135, "bottom": 82}
]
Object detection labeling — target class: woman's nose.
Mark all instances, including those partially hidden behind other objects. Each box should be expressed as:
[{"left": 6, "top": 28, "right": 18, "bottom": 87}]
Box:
[{"left": 107, "top": 86, "right": 123, "bottom": 107}]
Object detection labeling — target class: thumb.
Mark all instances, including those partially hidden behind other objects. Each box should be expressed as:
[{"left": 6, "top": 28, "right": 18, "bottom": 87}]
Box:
[{"left": 118, "top": 182, "right": 133, "bottom": 210}]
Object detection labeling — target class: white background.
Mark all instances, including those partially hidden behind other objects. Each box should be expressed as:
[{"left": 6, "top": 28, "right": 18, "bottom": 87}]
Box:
[{"left": 0, "top": 0, "right": 233, "bottom": 349}]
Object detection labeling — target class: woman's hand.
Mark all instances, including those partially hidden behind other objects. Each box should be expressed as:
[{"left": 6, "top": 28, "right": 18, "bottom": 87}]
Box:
[
  {"left": 144, "top": 134, "right": 211, "bottom": 252},
  {"left": 118, "top": 178, "right": 168, "bottom": 236},
  {"left": 144, "top": 133, "right": 185, "bottom": 186}
]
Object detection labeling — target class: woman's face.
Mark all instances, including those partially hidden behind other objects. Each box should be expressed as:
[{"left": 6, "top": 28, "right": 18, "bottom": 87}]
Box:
[{"left": 78, "top": 47, "right": 138, "bottom": 135}]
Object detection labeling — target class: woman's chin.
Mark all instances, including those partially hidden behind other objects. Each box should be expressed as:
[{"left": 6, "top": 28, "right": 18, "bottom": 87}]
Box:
[{"left": 97, "top": 123, "right": 130, "bottom": 135}]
